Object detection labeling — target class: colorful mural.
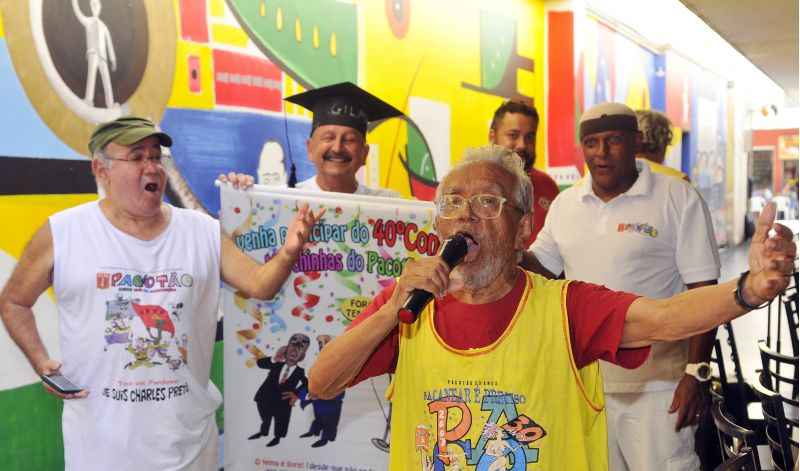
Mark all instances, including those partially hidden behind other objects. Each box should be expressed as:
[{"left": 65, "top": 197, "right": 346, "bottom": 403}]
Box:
[
  {"left": 546, "top": 11, "right": 729, "bottom": 245},
  {"left": 0, "top": 0, "right": 544, "bottom": 468},
  {"left": 548, "top": 13, "right": 662, "bottom": 185},
  {"left": 670, "top": 51, "right": 729, "bottom": 246},
  {"left": 0, "top": 2, "right": 743, "bottom": 467}
]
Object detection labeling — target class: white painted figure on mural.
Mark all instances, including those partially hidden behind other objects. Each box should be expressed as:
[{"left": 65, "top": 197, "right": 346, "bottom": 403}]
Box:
[{"left": 72, "top": 0, "right": 117, "bottom": 109}]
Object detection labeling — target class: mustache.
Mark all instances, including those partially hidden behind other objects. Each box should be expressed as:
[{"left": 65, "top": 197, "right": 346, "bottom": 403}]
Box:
[{"left": 324, "top": 150, "right": 353, "bottom": 160}]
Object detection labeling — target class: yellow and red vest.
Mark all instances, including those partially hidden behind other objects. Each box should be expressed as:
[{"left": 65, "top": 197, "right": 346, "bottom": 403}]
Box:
[{"left": 388, "top": 272, "right": 608, "bottom": 470}]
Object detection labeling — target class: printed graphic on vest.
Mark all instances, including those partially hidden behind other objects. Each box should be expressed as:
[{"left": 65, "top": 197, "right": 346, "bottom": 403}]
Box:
[
  {"left": 98, "top": 268, "right": 194, "bottom": 376},
  {"left": 417, "top": 391, "right": 547, "bottom": 470},
  {"left": 103, "top": 295, "right": 188, "bottom": 372}
]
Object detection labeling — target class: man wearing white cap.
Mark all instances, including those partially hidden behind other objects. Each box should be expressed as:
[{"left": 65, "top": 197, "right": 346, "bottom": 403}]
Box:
[{"left": 527, "top": 102, "right": 720, "bottom": 470}]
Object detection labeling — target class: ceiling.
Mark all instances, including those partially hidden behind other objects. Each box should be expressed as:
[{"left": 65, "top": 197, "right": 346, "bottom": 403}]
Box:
[{"left": 680, "top": 0, "right": 799, "bottom": 106}]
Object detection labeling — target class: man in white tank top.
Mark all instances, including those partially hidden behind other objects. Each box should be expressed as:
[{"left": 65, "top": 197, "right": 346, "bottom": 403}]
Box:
[{"left": 0, "top": 116, "right": 324, "bottom": 470}]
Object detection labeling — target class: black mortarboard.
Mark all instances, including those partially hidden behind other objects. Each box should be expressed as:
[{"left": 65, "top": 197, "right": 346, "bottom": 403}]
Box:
[{"left": 285, "top": 82, "right": 403, "bottom": 136}]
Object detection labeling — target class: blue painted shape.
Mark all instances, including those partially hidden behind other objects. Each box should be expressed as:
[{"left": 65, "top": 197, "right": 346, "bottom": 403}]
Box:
[
  {"left": 651, "top": 54, "right": 667, "bottom": 111},
  {"left": 681, "top": 131, "right": 692, "bottom": 176},
  {"left": 687, "top": 75, "right": 728, "bottom": 245},
  {"left": 612, "top": 41, "right": 657, "bottom": 108},
  {"left": 0, "top": 39, "right": 81, "bottom": 159},
  {"left": 593, "top": 56, "right": 610, "bottom": 105},
  {"left": 159, "top": 108, "right": 313, "bottom": 216}
]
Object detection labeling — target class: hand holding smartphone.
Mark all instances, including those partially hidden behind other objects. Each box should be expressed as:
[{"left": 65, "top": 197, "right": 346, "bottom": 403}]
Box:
[{"left": 41, "top": 373, "right": 84, "bottom": 395}]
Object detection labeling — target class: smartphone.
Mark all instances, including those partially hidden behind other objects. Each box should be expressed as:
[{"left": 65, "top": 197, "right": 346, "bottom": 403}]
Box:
[{"left": 41, "top": 374, "right": 83, "bottom": 395}]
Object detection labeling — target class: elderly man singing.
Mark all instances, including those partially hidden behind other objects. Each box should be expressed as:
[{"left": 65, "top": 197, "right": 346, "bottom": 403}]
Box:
[{"left": 308, "top": 144, "right": 795, "bottom": 471}]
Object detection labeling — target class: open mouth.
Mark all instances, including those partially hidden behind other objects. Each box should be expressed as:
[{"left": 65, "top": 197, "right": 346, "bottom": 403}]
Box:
[
  {"left": 457, "top": 231, "right": 480, "bottom": 263},
  {"left": 144, "top": 183, "right": 159, "bottom": 192},
  {"left": 591, "top": 166, "right": 615, "bottom": 177}
]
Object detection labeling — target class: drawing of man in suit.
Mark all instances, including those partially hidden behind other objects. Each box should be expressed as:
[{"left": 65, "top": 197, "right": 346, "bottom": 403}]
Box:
[
  {"left": 299, "top": 334, "right": 345, "bottom": 447},
  {"left": 248, "top": 333, "right": 310, "bottom": 447}
]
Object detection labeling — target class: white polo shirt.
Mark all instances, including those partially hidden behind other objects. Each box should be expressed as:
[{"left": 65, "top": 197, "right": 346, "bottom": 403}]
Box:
[{"left": 532, "top": 160, "right": 720, "bottom": 392}]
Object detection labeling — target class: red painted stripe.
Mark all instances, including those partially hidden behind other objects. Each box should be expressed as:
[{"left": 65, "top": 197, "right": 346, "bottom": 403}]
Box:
[
  {"left": 179, "top": 0, "right": 209, "bottom": 42},
  {"left": 547, "top": 11, "right": 579, "bottom": 168},
  {"left": 213, "top": 49, "right": 283, "bottom": 111}
]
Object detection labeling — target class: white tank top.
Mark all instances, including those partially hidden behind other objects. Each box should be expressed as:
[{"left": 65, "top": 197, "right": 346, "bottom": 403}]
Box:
[{"left": 50, "top": 201, "right": 222, "bottom": 471}]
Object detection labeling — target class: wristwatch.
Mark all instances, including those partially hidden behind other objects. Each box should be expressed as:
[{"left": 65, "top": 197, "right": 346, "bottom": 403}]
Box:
[{"left": 685, "top": 362, "right": 712, "bottom": 382}]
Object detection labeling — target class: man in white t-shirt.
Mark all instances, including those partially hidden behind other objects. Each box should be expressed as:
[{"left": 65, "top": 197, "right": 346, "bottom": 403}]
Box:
[
  {"left": 285, "top": 82, "right": 401, "bottom": 198},
  {"left": 0, "top": 116, "right": 324, "bottom": 470},
  {"left": 525, "top": 103, "right": 720, "bottom": 470}
]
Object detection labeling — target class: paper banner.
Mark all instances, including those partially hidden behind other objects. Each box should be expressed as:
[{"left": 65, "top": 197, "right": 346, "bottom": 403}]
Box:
[{"left": 221, "top": 184, "right": 438, "bottom": 470}]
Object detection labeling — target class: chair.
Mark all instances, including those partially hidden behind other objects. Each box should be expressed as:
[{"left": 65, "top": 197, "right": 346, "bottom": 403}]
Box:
[
  {"left": 714, "top": 448, "right": 760, "bottom": 471},
  {"left": 751, "top": 380, "right": 798, "bottom": 471},
  {"left": 715, "top": 322, "right": 747, "bottom": 386},
  {"left": 758, "top": 340, "right": 799, "bottom": 403},
  {"left": 711, "top": 323, "right": 758, "bottom": 429},
  {"left": 782, "top": 276, "right": 799, "bottom": 356},
  {"left": 711, "top": 399, "right": 762, "bottom": 470},
  {"left": 766, "top": 271, "right": 799, "bottom": 357}
]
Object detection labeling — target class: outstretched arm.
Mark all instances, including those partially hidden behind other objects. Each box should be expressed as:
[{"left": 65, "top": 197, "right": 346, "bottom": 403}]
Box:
[{"left": 621, "top": 203, "right": 795, "bottom": 347}]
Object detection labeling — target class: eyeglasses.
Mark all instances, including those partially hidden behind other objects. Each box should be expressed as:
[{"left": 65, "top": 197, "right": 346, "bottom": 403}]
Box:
[
  {"left": 436, "top": 193, "right": 523, "bottom": 220},
  {"left": 102, "top": 152, "right": 170, "bottom": 166}
]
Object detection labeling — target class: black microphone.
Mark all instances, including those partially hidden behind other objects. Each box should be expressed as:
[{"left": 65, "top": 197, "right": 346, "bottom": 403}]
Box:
[{"left": 398, "top": 233, "right": 469, "bottom": 324}]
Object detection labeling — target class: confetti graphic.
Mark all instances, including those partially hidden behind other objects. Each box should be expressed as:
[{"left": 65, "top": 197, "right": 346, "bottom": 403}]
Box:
[{"left": 220, "top": 184, "right": 437, "bottom": 468}]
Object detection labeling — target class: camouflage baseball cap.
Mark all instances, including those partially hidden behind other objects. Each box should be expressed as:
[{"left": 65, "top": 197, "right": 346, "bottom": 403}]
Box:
[{"left": 88, "top": 116, "right": 172, "bottom": 155}]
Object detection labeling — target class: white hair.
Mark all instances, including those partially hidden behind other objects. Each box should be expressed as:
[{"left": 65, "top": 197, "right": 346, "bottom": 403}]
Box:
[
  {"left": 436, "top": 144, "right": 533, "bottom": 213},
  {"left": 92, "top": 149, "right": 111, "bottom": 197},
  {"left": 93, "top": 149, "right": 113, "bottom": 167}
]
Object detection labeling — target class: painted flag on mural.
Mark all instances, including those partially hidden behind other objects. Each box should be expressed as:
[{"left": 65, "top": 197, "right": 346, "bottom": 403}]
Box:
[{"left": 220, "top": 184, "right": 439, "bottom": 471}]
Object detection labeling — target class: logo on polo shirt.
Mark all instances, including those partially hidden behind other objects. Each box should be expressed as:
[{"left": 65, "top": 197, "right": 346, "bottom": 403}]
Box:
[{"left": 617, "top": 222, "right": 658, "bottom": 238}]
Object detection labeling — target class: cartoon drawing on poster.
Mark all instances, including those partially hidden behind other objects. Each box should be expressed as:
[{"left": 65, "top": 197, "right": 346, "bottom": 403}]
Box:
[
  {"left": 248, "top": 333, "right": 310, "bottom": 447},
  {"left": 297, "top": 334, "right": 345, "bottom": 448},
  {"left": 220, "top": 184, "right": 438, "bottom": 470}
]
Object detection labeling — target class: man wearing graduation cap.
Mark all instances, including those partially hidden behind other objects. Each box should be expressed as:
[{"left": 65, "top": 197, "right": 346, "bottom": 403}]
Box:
[
  {"left": 527, "top": 102, "right": 720, "bottom": 470},
  {"left": 285, "top": 82, "right": 402, "bottom": 197},
  {"left": 0, "top": 116, "right": 325, "bottom": 470}
]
